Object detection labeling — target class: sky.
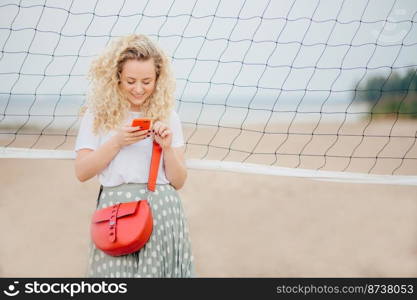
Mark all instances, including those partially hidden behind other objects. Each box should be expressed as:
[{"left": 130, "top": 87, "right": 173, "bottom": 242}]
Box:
[{"left": 0, "top": 0, "right": 416, "bottom": 125}]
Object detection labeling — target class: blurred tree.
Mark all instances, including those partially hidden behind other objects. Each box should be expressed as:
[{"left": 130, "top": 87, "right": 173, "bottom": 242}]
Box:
[{"left": 355, "top": 68, "right": 417, "bottom": 118}]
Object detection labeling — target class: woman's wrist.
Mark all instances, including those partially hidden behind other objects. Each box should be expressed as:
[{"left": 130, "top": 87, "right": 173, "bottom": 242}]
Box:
[
  {"left": 161, "top": 144, "right": 172, "bottom": 151},
  {"left": 109, "top": 135, "right": 123, "bottom": 150}
]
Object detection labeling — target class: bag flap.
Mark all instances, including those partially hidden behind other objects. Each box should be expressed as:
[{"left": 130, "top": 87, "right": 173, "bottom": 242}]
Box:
[
  {"left": 117, "top": 201, "right": 139, "bottom": 218},
  {"left": 92, "top": 201, "right": 140, "bottom": 223}
]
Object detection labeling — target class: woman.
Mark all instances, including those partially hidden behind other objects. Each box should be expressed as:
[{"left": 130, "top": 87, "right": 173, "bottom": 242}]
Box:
[{"left": 74, "top": 34, "right": 195, "bottom": 278}]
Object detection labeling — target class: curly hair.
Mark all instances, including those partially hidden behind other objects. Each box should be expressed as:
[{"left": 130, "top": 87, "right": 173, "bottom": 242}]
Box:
[{"left": 82, "top": 34, "right": 175, "bottom": 134}]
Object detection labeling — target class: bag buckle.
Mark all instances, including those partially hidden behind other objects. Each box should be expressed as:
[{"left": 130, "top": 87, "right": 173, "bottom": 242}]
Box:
[{"left": 108, "top": 203, "right": 120, "bottom": 242}]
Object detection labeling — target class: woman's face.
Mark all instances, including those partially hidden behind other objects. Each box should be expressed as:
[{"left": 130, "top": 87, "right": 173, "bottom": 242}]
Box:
[{"left": 119, "top": 58, "right": 157, "bottom": 111}]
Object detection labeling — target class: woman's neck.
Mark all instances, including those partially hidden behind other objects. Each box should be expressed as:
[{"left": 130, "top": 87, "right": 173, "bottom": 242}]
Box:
[{"left": 129, "top": 103, "right": 143, "bottom": 112}]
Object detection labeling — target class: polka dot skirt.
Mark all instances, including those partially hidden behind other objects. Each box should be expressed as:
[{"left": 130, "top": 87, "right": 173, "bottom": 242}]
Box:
[{"left": 86, "top": 183, "right": 195, "bottom": 278}]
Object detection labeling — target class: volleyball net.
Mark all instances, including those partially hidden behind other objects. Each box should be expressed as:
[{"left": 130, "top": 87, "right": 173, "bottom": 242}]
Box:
[{"left": 1, "top": 0, "right": 417, "bottom": 185}]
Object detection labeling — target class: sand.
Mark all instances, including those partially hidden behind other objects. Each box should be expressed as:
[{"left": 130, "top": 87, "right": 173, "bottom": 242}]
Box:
[{"left": 1, "top": 119, "right": 417, "bottom": 277}]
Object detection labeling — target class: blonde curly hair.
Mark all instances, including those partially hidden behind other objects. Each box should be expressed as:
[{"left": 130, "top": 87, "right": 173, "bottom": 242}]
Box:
[{"left": 82, "top": 34, "right": 175, "bottom": 134}]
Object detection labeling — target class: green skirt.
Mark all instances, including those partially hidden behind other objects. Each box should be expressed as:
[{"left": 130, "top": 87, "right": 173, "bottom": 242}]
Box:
[{"left": 86, "top": 183, "right": 195, "bottom": 278}]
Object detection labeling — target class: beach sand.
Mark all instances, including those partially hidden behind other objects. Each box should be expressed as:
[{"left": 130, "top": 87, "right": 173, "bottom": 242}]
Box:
[{"left": 1, "top": 119, "right": 417, "bottom": 277}]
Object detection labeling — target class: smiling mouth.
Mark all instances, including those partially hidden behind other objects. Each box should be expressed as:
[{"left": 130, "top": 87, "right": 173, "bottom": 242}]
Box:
[{"left": 131, "top": 94, "right": 145, "bottom": 99}]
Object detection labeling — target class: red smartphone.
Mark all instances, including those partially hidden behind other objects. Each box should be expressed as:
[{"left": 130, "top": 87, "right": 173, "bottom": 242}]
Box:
[{"left": 131, "top": 118, "right": 153, "bottom": 131}]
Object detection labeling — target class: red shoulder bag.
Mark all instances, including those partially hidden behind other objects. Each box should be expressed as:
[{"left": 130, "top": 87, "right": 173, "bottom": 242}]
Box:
[{"left": 90, "top": 141, "right": 162, "bottom": 256}]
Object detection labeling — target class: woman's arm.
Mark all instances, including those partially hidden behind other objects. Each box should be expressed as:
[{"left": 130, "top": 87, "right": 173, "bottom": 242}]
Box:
[
  {"left": 75, "top": 125, "right": 150, "bottom": 182},
  {"left": 75, "top": 139, "right": 121, "bottom": 182},
  {"left": 152, "top": 121, "right": 187, "bottom": 190},
  {"left": 162, "top": 146, "right": 187, "bottom": 190}
]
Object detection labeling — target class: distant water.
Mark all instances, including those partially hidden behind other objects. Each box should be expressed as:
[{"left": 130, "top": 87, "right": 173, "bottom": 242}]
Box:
[
  {"left": 177, "top": 98, "right": 369, "bottom": 126},
  {"left": 0, "top": 95, "right": 370, "bottom": 131}
]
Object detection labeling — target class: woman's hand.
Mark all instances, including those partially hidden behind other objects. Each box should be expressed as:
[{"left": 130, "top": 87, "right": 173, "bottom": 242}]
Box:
[
  {"left": 112, "top": 125, "right": 151, "bottom": 148},
  {"left": 152, "top": 121, "right": 172, "bottom": 150}
]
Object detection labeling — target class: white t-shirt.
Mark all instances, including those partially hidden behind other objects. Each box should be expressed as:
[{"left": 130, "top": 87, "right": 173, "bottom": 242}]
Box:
[{"left": 74, "top": 109, "right": 185, "bottom": 187}]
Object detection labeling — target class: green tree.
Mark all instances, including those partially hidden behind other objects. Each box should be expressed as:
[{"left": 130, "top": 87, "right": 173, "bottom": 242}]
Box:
[{"left": 354, "top": 68, "right": 417, "bottom": 118}]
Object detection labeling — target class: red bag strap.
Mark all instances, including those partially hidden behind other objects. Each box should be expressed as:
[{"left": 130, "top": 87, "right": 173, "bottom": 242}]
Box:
[{"left": 148, "top": 141, "right": 162, "bottom": 192}]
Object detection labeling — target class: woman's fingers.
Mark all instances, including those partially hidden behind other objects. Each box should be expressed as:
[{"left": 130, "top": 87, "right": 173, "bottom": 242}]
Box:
[
  {"left": 123, "top": 125, "right": 141, "bottom": 133},
  {"left": 122, "top": 128, "right": 151, "bottom": 144},
  {"left": 152, "top": 121, "right": 171, "bottom": 137},
  {"left": 115, "top": 125, "right": 153, "bottom": 147},
  {"left": 160, "top": 128, "right": 170, "bottom": 138},
  {"left": 152, "top": 122, "right": 162, "bottom": 135},
  {"left": 149, "top": 121, "right": 173, "bottom": 150},
  {"left": 131, "top": 129, "right": 151, "bottom": 137}
]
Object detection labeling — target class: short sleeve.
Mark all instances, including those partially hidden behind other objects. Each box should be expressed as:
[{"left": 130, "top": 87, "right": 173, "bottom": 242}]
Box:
[
  {"left": 74, "top": 109, "right": 100, "bottom": 152},
  {"left": 169, "top": 110, "right": 185, "bottom": 148}
]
